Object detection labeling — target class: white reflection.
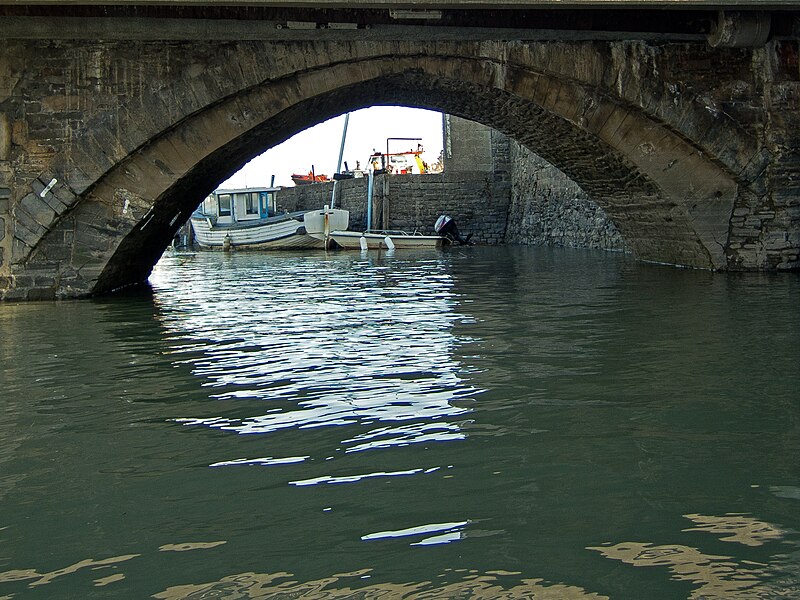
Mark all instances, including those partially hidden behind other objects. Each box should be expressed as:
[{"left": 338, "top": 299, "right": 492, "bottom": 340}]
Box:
[
  {"left": 411, "top": 531, "right": 463, "bottom": 546},
  {"left": 342, "top": 421, "right": 467, "bottom": 453},
  {"left": 290, "top": 468, "right": 426, "bottom": 487},
  {"left": 209, "top": 456, "right": 309, "bottom": 467},
  {"left": 362, "top": 520, "right": 469, "bottom": 541},
  {"left": 157, "top": 253, "right": 477, "bottom": 459}
]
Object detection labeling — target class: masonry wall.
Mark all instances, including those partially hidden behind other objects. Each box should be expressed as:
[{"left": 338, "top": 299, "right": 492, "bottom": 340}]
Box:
[
  {"left": 278, "top": 117, "right": 629, "bottom": 251},
  {"left": 275, "top": 115, "right": 512, "bottom": 244},
  {"left": 444, "top": 115, "right": 628, "bottom": 252},
  {"left": 506, "top": 142, "right": 628, "bottom": 252},
  {"left": 276, "top": 171, "right": 511, "bottom": 245}
]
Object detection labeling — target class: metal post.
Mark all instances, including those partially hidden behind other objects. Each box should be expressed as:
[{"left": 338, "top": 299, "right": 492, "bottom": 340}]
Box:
[{"left": 366, "top": 169, "right": 374, "bottom": 232}]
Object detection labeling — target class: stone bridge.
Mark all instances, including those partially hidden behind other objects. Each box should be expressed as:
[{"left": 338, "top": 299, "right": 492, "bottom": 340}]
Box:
[{"left": 0, "top": 2, "right": 798, "bottom": 300}]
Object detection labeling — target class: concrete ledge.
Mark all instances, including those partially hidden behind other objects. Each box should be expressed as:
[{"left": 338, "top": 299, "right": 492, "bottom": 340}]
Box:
[
  {"left": 0, "top": 17, "right": 712, "bottom": 41},
  {"left": 0, "top": 1, "right": 797, "bottom": 7}
]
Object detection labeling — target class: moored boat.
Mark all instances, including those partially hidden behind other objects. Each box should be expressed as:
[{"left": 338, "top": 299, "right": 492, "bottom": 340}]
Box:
[
  {"left": 291, "top": 170, "right": 330, "bottom": 185},
  {"left": 325, "top": 230, "right": 445, "bottom": 250},
  {"left": 315, "top": 161, "right": 447, "bottom": 250},
  {"left": 191, "top": 186, "right": 348, "bottom": 249}
]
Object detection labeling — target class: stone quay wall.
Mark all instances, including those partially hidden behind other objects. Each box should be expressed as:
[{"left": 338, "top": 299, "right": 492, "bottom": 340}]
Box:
[
  {"left": 277, "top": 119, "right": 632, "bottom": 252},
  {"left": 276, "top": 171, "right": 511, "bottom": 244},
  {"left": 505, "top": 142, "right": 628, "bottom": 252}
]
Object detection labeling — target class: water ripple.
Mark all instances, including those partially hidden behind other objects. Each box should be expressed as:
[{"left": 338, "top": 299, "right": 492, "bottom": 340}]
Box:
[
  {"left": 152, "top": 251, "right": 478, "bottom": 459},
  {"left": 290, "top": 468, "right": 428, "bottom": 487}
]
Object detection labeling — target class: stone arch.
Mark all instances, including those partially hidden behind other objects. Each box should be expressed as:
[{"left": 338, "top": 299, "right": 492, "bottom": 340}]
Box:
[{"left": 21, "top": 44, "right": 756, "bottom": 297}]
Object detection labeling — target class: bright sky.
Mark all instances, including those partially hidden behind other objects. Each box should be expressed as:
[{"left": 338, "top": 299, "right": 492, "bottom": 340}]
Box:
[{"left": 218, "top": 106, "right": 445, "bottom": 189}]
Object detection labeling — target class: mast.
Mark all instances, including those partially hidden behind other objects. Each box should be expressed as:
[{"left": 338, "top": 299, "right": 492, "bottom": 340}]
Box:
[{"left": 331, "top": 113, "right": 350, "bottom": 208}]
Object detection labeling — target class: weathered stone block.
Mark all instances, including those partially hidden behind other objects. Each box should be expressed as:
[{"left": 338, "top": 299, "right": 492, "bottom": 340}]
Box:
[
  {"left": 19, "top": 192, "right": 58, "bottom": 229},
  {"left": 31, "top": 176, "right": 53, "bottom": 196},
  {"left": 1, "top": 287, "right": 27, "bottom": 301},
  {"left": 32, "top": 240, "right": 72, "bottom": 263},
  {"left": 11, "top": 236, "right": 30, "bottom": 264},
  {"left": 27, "top": 287, "right": 56, "bottom": 301},
  {"left": 12, "top": 213, "right": 44, "bottom": 247}
]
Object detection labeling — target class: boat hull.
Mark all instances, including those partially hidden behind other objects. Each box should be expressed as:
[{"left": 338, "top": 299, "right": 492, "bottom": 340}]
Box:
[
  {"left": 328, "top": 231, "right": 444, "bottom": 250},
  {"left": 303, "top": 208, "right": 350, "bottom": 238},
  {"left": 191, "top": 213, "right": 322, "bottom": 249}
]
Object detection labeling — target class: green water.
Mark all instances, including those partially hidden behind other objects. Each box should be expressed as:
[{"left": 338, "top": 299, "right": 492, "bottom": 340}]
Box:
[{"left": 1, "top": 246, "right": 798, "bottom": 598}]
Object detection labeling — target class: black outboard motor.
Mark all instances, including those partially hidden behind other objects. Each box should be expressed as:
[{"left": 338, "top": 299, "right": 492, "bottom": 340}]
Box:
[{"left": 435, "top": 215, "right": 473, "bottom": 245}]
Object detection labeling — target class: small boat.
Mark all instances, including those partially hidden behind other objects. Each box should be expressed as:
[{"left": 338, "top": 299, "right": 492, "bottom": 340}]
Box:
[
  {"left": 326, "top": 230, "right": 445, "bottom": 250},
  {"left": 191, "top": 186, "right": 348, "bottom": 249},
  {"left": 291, "top": 169, "right": 330, "bottom": 185},
  {"left": 316, "top": 163, "right": 446, "bottom": 251}
]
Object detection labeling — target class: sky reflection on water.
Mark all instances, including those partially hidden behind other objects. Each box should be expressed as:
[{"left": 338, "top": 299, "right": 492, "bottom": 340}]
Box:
[{"left": 152, "top": 251, "right": 478, "bottom": 474}]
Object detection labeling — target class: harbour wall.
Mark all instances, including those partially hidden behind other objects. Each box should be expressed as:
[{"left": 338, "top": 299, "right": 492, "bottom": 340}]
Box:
[
  {"left": 277, "top": 117, "right": 627, "bottom": 251},
  {"left": 506, "top": 142, "right": 628, "bottom": 252},
  {"left": 276, "top": 172, "right": 511, "bottom": 244}
]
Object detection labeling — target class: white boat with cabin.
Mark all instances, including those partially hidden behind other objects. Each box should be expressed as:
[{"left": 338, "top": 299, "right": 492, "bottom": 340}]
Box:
[{"left": 191, "top": 186, "right": 348, "bottom": 249}]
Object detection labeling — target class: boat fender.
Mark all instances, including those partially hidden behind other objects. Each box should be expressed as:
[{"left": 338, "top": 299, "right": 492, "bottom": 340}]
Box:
[
  {"left": 384, "top": 236, "right": 396, "bottom": 250},
  {"left": 359, "top": 235, "right": 368, "bottom": 251}
]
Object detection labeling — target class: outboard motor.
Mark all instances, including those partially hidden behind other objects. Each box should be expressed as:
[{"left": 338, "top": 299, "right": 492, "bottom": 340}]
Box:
[{"left": 435, "top": 215, "right": 473, "bottom": 245}]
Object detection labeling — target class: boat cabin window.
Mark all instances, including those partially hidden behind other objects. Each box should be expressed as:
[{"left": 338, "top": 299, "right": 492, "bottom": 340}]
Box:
[
  {"left": 218, "top": 194, "right": 232, "bottom": 217},
  {"left": 244, "top": 192, "right": 259, "bottom": 215},
  {"left": 202, "top": 195, "right": 215, "bottom": 215},
  {"left": 265, "top": 192, "right": 276, "bottom": 215}
]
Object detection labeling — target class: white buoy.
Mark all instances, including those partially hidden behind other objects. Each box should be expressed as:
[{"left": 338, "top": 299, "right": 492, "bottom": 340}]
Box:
[
  {"left": 359, "top": 235, "right": 368, "bottom": 251},
  {"left": 384, "top": 235, "right": 396, "bottom": 250}
]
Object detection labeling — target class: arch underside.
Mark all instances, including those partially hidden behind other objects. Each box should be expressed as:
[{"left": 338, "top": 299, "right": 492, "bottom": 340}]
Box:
[{"left": 29, "top": 56, "right": 740, "bottom": 296}]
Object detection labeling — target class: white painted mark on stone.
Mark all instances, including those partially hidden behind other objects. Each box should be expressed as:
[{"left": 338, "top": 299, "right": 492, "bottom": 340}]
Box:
[{"left": 39, "top": 178, "right": 57, "bottom": 198}]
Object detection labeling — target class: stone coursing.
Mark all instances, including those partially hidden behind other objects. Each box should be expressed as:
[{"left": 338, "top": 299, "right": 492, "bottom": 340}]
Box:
[
  {"left": 276, "top": 116, "right": 512, "bottom": 244},
  {"left": 276, "top": 171, "right": 511, "bottom": 245},
  {"left": 505, "top": 142, "right": 627, "bottom": 252},
  {"left": 277, "top": 124, "right": 625, "bottom": 253}
]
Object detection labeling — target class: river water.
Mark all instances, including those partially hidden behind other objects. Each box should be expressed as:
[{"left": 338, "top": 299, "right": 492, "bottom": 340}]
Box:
[{"left": 1, "top": 246, "right": 798, "bottom": 599}]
